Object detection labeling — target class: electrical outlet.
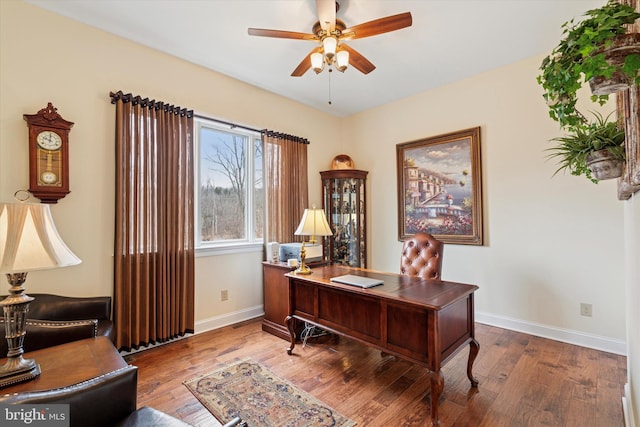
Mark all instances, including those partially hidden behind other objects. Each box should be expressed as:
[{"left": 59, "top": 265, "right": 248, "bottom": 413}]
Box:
[
  {"left": 580, "top": 303, "right": 592, "bottom": 317},
  {"left": 221, "top": 290, "right": 229, "bottom": 301}
]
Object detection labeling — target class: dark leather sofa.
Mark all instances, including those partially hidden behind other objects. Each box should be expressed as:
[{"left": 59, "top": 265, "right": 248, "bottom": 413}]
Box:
[
  {"left": 0, "top": 293, "right": 115, "bottom": 356},
  {"left": 0, "top": 365, "right": 191, "bottom": 427}
]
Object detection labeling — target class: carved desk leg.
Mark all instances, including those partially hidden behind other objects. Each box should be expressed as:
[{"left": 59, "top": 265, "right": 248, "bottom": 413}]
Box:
[
  {"left": 467, "top": 338, "right": 480, "bottom": 387},
  {"left": 285, "top": 315, "right": 296, "bottom": 355},
  {"left": 429, "top": 369, "right": 444, "bottom": 426}
]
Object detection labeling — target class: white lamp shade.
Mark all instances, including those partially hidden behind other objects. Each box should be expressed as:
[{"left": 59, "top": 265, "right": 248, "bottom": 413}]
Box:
[
  {"left": 336, "top": 49, "right": 349, "bottom": 70},
  {"left": 323, "top": 36, "right": 337, "bottom": 60},
  {"left": 0, "top": 202, "right": 81, "bottom": 273},
  {"left": 294, "top": 208, "right": 332, "bottom": 241},
  {"left": 311, "top": 52, "right": 324, "bottom": 72}
]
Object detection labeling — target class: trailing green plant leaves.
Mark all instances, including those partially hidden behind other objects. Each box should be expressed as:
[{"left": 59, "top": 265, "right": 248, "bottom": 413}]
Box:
[
  {"left": 546, "top": 111, "right": 625, "bottom": 184},
  {"left": 537, "top": 1, "right": 640, "bottom": 129},
  {"left": 622, "top": 54, "right": 640, "bottom": 84}
]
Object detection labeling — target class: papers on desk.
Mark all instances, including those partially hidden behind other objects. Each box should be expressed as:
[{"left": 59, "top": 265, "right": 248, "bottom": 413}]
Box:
[{"left": 330, "top": 274, "right": 383, "bottom": 289}]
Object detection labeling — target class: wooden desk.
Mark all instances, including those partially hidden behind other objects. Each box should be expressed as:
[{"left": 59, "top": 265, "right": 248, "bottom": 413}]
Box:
[
  {"left": 0, "top": 337, "right": 127, "bottom": 393},
  {"left": 285, "top": 265, "right": 479, "bottom": 427},
  {"left": 262, "top": 260, "right": 328, "bottom": 340}
]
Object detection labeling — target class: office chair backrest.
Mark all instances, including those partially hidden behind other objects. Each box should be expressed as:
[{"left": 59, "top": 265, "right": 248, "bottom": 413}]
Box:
[{"left": 400, "top": 233, "right": 443, "bottom": 280}]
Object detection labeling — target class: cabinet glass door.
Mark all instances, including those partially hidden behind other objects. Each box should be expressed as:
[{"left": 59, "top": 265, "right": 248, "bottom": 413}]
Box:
[{"left": 321, "top": 170, "right": 367, "bottom": 267}]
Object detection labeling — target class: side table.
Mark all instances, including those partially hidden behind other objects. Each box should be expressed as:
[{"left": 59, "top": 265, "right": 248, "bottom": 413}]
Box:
[{"left": 0, "top": 336, "right": 127, "bottom": 393}]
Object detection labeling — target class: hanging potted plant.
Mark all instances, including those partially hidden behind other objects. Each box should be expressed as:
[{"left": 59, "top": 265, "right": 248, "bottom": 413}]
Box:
[
  {"left": 537, "top": 0, "right": 640, "bottom": 128},
  {"left": 589, "top": 32, "right": 640, "bottom": 95},
  {"left": 547, "top": 112, "right": 626, "bottom": 183}
]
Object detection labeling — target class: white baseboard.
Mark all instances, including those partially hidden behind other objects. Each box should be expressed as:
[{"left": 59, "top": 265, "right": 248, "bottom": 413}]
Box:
[
  {"left": 623, "top": 383, "right": 637, "bottom": 427},
  {"left": 119, "top": 305, "right": 264, "bottom": 356},
  {"left": 195, "top": 305, "right": 264, "bottom": 334},
  {"left": 194, "top": 308, "right": 627, "bottom": 355},
  {"left": 125, "top": 308, "right": 626, "bottom": 360},
  {"left": 476, "top": 311, "right": 627, "bottom": 355}
]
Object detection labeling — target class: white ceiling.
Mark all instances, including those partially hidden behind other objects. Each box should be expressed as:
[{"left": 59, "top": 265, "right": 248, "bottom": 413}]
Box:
[{"left": 25, "top": 0, "right": 603, "bottom": 117}]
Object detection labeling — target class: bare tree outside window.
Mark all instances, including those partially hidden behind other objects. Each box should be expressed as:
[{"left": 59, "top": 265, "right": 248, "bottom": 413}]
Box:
[{"left": 197, "top": 121, "right": 262, "bottom": 246}]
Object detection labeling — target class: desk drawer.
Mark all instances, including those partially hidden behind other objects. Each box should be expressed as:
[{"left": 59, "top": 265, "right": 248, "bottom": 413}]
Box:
[
  {"left": 318, "top": 287, "right": 381, "bottom": 342},
  {"left": 290, "top": 280, "right": 383, "bottom": 344}
]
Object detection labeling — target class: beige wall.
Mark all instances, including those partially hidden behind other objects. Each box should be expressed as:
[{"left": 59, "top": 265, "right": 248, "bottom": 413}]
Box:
[
  {"left": 342, "top": 52, "right": 636, "bottom": 422},
  {"left": 0, "top": 1, "right": 341, "bottom": 323},
  {"left": 345, "top": 56, "right": 626, "bottom": 340},
  {"left": 0, "top": 0, "right": 629, "bottom": 343}
]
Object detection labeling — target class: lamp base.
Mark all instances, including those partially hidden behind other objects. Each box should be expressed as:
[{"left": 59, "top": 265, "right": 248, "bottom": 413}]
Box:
[
  {"left": 0, "top": 272, "right": 41, "bottom": 388},
  {"left": 0, "top": 356, "right": 40, "bottom": 388},
  {"left": 293, "top": 264, "right": 313, "bottom": 275},
  {"left": 293, "top": 241, "right": 312, "bottom": 275}
]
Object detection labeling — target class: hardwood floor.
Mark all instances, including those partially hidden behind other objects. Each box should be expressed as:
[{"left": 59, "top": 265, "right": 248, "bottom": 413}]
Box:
[{"left": 124, "top": 319, "right": 627, "bottom": 427}]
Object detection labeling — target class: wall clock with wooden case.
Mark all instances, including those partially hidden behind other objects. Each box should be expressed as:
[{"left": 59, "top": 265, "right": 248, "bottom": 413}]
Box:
[{"left": 23, "top": 103, "right": 74, "bottom": 203}]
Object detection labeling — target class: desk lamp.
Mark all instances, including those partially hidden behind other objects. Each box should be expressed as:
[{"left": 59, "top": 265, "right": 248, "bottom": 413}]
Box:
[
  {"left": 293, "top": 206, "right": 332, "bottom": 275},
  {"left": 0, "top": 201, "right": 81, "bottom": 387}
]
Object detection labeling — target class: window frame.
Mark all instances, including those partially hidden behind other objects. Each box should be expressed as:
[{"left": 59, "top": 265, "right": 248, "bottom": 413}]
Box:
[{"left": 194, "top": 117, "right": 263, "bottom": 256}]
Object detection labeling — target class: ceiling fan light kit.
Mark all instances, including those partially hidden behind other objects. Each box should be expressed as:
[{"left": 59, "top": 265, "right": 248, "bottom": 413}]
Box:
[
  {"left": 248, "top": 0, "right": 412, "bottom": 77},
  {"left": 311, "top": 37, "right": 349, "bottom": 74}
]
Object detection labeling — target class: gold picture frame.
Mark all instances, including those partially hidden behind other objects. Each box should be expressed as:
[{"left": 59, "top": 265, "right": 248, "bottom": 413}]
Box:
[{"left": 396, "top": 127, "right": 483, "bottom": 245}]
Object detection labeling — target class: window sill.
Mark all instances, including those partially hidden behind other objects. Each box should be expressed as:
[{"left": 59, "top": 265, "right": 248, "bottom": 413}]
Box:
[{"left": 195, "top": 242, "right": 263, "bottom": 257}]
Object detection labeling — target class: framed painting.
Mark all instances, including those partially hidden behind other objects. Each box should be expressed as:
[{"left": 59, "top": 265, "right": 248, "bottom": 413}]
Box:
[{"left": 396, "top": 127, "right": 483, "bottom": 245}]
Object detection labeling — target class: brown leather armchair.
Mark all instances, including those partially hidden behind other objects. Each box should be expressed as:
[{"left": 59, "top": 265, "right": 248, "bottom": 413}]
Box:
[
  {"left": 400, "top": 232, "right": 444, "bottom": 280},
  {"left": 0, "top": 294, "right": 115, "bottom": 356},
  {"left": 0, "top": 365, "right": 191, "bottom": 427}
]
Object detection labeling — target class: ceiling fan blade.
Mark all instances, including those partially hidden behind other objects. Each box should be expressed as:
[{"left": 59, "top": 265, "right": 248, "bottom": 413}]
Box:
[
  {"left": 248, "top": 28, "right": 317, "bottom": 40},
  {"left": 342, "top": 12, "right": 412, "bottom": 40},
  {"left": 341, "top": 44, "right": 375, "bottom": 74},
  {"left": 316, "top": 0, "right": 336, "bottom": 33},
  {"left": 291, "top": 47, "right": 323, "bottom": 77}
]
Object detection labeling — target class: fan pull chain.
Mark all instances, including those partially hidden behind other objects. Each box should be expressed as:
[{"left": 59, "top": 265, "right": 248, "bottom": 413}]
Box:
[{"left": 328, "top": 68, "right": 333, "bottom": 105}]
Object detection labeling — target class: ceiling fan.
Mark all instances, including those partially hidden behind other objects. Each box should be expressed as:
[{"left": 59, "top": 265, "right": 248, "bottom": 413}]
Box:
[{"left": 248, "top": 0, "right": 412, "bottom": 76}]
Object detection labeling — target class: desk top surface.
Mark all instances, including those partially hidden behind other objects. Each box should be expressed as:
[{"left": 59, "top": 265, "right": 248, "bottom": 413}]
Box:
[
  {"left": 0, "top": 336, "right": 127, "bottom": 394},
  {"left": 286, "top": 264, "right": 478, "bottom": 310}
]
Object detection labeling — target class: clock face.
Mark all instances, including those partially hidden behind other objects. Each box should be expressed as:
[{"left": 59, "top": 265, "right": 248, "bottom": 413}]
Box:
[
  {"left": 36, "top": 131, "right": 63, "bottom": 150},
  {"left": 40, "top": 171, "right": 58, "bottom": 184}
]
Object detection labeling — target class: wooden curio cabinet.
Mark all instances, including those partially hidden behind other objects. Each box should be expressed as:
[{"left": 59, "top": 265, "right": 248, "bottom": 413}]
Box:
[{"left": 321, "top": 169, "right": 368, "bottom": 267}]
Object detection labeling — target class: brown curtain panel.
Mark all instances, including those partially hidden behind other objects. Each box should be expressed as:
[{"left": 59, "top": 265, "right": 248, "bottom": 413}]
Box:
[
  {"left": 110, "top": 90, "right": 195, "bottom": 351},
  {"left": 262, "top": 131, "right": 309, "bottom": 245}
]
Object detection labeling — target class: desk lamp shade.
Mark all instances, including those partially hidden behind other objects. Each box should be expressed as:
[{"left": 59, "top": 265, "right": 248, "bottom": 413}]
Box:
[
  {"left": 293, "top": 207, "right": 332, "bottom": 274},
  {"left": 0, "top": 202, "right": 81, "bottom": 387}
]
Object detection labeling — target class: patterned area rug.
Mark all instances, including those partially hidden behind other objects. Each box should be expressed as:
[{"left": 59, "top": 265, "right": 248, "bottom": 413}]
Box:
[{"left": 184, "top": 359, "right": 356, "bottom": 427}]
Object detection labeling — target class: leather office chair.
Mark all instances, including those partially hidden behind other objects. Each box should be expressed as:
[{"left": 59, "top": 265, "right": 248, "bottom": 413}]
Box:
[{"left": 400, "top": 232, "right": 444, "bottom": 280}]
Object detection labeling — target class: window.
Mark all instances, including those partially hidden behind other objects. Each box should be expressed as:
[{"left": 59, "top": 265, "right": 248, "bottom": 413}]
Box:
[{"left": 195, "top": 118, "right": 263, "bottom": 253}]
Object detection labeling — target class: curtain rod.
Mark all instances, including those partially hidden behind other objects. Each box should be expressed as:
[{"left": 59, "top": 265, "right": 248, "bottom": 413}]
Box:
[
  {"left": 194, "top": 113, "right": 261, "bottom": 134},
  {"left": 110, "top": 91, "right": 193, "bottom": 117},
  {"left": 194, "top": 114, "right": 310, "bottom": 144}
]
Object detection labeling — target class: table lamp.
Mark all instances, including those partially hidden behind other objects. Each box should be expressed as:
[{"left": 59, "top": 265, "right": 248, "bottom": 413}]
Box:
[
  {"left": 293, "top": 206, "right": 332, "bottom": 275},
  {"left": 0, "top": 201, "right": 81, "bottom": 387}
]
